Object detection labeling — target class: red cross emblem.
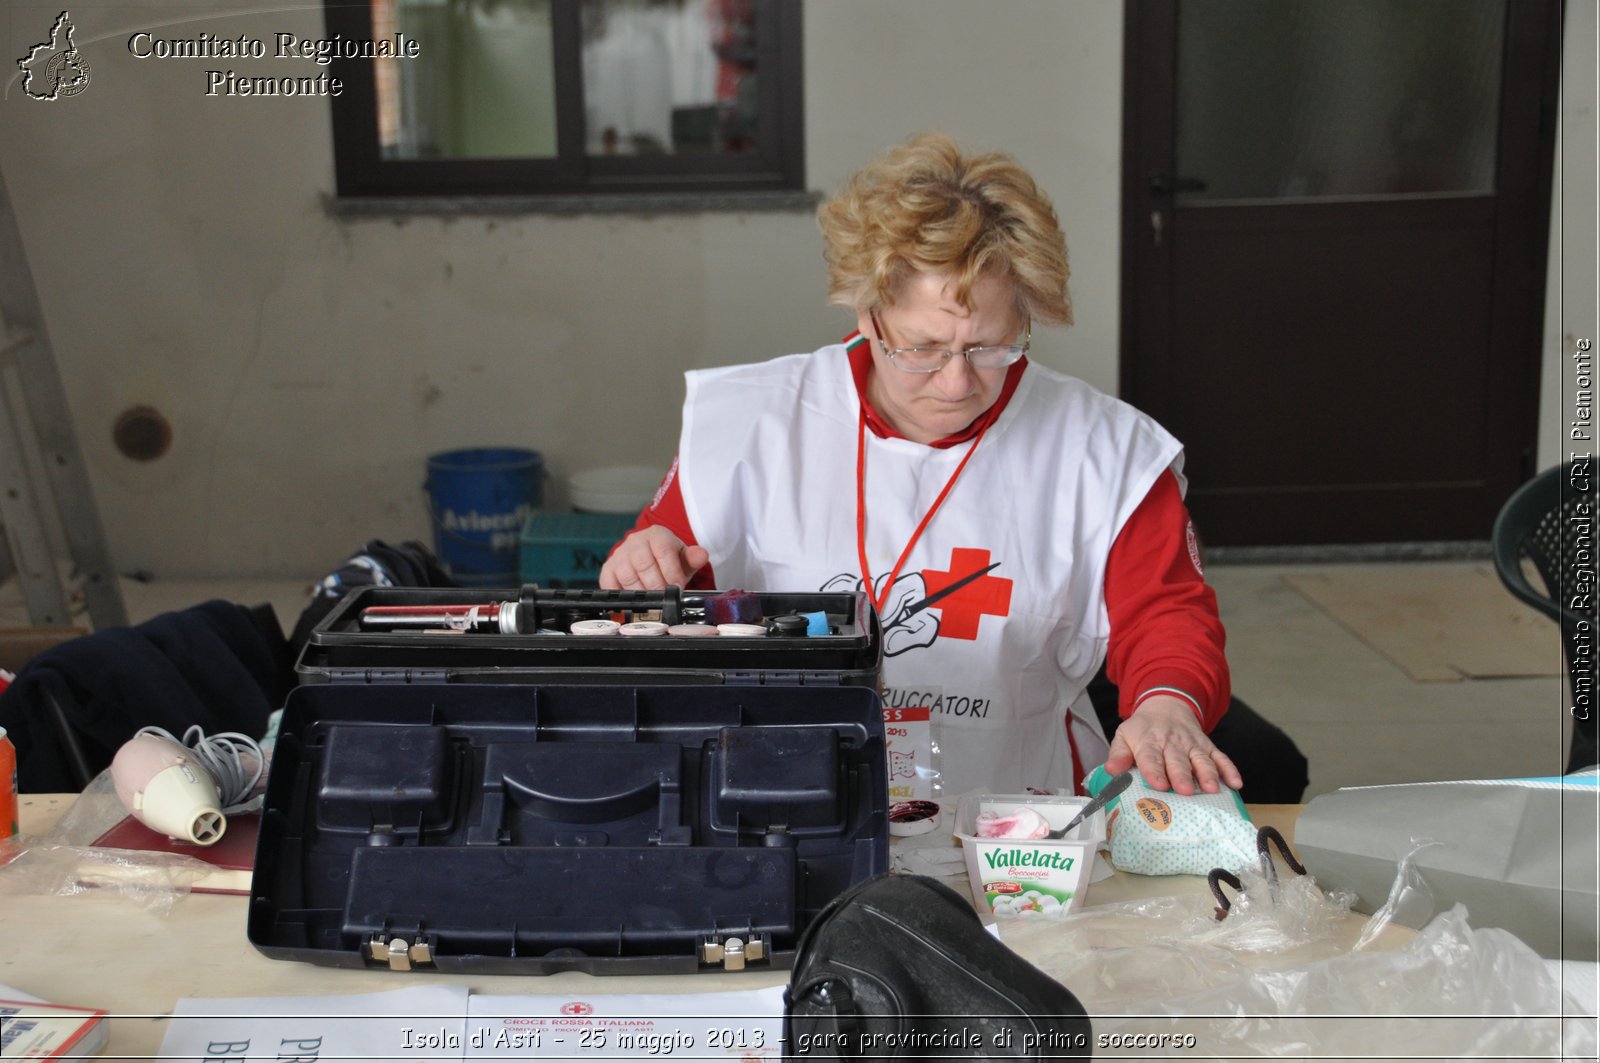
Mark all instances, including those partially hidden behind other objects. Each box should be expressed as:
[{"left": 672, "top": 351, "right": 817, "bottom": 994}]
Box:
[
  {"left": 921, "top": 548, "right": 1012, "bottom": 640},
  {"left": 560, "top": 1001, "right": 593, "bottom": 1016}
]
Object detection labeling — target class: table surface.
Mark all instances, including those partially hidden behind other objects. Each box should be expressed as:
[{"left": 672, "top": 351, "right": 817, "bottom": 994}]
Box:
[{"left": 0, "top": 796, "right": 1336, "bottom": 1059}]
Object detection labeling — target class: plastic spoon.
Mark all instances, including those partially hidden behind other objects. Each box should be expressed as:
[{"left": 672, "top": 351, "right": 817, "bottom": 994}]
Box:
[{"left": 1047, "top": 770, "right": 1134, "bottom": 839}]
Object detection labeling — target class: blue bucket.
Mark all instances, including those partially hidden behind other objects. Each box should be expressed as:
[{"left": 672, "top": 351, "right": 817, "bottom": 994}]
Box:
[{"left": 425, "top": 447, "right": 544, "bottom": 586}]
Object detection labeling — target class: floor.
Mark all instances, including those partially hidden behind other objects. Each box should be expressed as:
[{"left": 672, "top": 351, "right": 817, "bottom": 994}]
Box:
[
  {"left": 1, "top": 562, "right": 1570, "bottom": 801},
  {"left": 1207, "top": 563, "right": 1566, "bottom": 798}
]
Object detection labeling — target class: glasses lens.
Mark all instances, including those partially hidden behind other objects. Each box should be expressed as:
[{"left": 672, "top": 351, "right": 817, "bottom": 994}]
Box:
[
  {"left": 964, "top": 345, "right": 1027, "bottom": 369},
  {"left": 891, "top": 348, "right": 951, "bottom": 373}
]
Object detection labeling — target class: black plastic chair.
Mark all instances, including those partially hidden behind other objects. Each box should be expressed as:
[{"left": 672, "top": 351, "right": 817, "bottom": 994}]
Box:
[{"left": 1491, "top": 461, "right": 1598, "bottom": 773}]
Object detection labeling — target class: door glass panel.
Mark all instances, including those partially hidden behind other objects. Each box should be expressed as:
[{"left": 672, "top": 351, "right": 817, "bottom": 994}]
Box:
[
  {"left": 378, "top": 0, "right": 559, "bottom": 160},
  {"left": 1176, "top": 0, "right": 1505, "bottom": 201},
  {"left": 581, "top": 0, "right": 759, "bottom": 156}
]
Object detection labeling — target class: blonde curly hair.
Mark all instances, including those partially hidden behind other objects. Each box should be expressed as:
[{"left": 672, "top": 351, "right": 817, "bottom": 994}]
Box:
[{"left": 817, "top": 133, "right": 1072, "bottom": 325}]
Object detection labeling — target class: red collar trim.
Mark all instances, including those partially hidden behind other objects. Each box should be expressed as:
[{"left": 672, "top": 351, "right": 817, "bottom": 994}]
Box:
[{"left": 844, "top": 332, "right": 1027, "bottom": 449}]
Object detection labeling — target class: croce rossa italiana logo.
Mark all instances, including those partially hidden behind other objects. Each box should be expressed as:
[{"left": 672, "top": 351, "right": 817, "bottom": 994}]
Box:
[{"left": 18, "top": 12, "right": 91, "bottom": 100}]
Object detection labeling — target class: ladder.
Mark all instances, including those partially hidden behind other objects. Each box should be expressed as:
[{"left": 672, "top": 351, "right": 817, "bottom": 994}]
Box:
[{"left": 0, "top": 165, "right": 127, "bottom": 630}]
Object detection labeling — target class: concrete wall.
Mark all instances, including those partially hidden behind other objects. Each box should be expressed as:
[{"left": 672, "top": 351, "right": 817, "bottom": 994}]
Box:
[{"left": 0, "top": 0, "right": 1584, "bottom": 579}]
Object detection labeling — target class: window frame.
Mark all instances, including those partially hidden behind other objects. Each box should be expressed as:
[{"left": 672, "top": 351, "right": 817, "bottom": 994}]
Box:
[{"left": 326, "top": 0, "right": 805, "bottom": 199}]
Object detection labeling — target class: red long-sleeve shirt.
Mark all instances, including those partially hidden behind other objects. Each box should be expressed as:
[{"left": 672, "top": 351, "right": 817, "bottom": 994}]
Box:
[{"left": 620, "top": 340, "right": 1230, "bottom": 730}]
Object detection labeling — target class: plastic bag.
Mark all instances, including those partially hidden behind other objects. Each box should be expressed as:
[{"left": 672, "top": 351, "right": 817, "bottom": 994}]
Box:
[
  {"left": 0, "top": 770, "right": 211, "bottom": 914},
  {"left": 1002, "top": 859, "right": 1360, "bottom": 1007},
  {"left": 1086, "top": 906, "right": 1595, "bottom": 1060},
  {"left": 1000, "top": 843, "right": 1597, "bottom": 1059}
]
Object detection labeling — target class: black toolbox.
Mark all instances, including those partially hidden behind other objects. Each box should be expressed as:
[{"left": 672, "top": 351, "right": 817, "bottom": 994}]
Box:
[
  {"left": 294, "top": 585, "right": 881, "bottom": 687},
  {"left": 249, "top": 586, "right": 890, "bottom": 976}
]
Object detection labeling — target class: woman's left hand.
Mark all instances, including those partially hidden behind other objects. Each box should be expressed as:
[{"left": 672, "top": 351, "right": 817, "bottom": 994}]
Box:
[{"left": 1105, "top": 695, "right": 1243, "bottom": 796}]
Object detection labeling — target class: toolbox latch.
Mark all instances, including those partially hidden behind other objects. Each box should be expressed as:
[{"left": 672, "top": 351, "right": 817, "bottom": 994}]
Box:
[
  {"left": 366, "top": 933, "right": 436, "bottom": 971},
  {"left": 725, "top": 671, "right": 842, "bottom": 687},
  {"left": 699, "top": 934, "right": 766, "bottom": 971},
  {"left": 331, "top": 669, "right": 449, "bottom": 685}
]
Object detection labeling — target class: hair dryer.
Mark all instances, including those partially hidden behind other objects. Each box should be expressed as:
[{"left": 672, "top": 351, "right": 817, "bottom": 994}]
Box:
[{"left": 110, "top": 731, "right": 226, "bottom": 844}]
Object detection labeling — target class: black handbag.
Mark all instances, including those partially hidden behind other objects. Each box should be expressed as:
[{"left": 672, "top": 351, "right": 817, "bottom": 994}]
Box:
[{"left": 784, "top": 873, "right": 1092, "bottom": 1059}]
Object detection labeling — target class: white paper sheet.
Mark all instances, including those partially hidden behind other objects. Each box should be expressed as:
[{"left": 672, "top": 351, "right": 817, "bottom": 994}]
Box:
[
  {"left": 155, "top": 983, "right": 785, "bottom": 1062},
  {"left": 159, "top": 984, "right": 472, "bottom": 1062},
  {"left": 466, "top": 986, "right": 783, "bottom": 1060}
]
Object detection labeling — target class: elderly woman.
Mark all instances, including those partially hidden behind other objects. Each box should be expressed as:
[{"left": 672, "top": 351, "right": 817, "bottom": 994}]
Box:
[{"left": 602, "top": 133, "right": 1244, "bottom": 799}]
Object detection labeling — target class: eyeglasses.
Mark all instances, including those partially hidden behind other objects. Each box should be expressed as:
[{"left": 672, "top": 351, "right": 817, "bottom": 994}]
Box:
[{"left": 869, "top": 310, "right": 1030, "bottom": 374}]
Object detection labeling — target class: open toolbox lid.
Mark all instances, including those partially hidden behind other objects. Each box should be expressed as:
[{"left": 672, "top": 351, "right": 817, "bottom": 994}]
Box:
[
  {"left": 295, "top": 585, "right": 881, "bottom": 687},
  {"left": 247, "top": 682, "right": 889, "bottom": 975}
]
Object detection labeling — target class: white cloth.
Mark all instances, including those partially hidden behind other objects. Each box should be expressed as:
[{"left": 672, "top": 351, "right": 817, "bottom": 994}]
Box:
[
  {"left": 677, "top": 344, "right": 1183, "bottom": 796},
  {"left": 582, "top": 3, "right": 674, "bottom": 152}
]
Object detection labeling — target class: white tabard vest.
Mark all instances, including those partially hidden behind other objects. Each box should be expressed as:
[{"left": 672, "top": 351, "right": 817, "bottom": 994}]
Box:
[{"left": 678, "top": 343, "right": 1183, "bottom": 796}]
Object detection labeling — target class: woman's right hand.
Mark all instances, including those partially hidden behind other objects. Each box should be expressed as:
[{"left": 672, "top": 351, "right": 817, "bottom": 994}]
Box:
[{"left": 598, "top": 525, "right": 709, "bottom": 590}]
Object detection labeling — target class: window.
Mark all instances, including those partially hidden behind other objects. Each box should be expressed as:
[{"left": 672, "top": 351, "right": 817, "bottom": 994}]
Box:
[{"left": 327, "top": 0, "right": 804, "bottom": 199}]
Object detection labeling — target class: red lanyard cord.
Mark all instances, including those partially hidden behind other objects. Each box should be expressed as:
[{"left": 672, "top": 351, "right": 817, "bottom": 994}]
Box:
[{"left": 855, "top": 409, "right": 993, "bottom": 617}]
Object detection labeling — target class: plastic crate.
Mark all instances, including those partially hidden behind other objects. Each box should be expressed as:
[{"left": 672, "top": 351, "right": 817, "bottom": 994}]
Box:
[{"left": 518, "top": 510, "right": 636, "bottom": 587}]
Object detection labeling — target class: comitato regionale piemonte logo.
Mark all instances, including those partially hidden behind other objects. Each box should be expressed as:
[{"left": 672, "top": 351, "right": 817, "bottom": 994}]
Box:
[{"left": 18, "top": 12, "right": 91, "bottom": 100}]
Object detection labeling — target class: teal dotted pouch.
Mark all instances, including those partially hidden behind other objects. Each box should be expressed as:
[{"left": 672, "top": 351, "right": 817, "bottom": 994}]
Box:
[{"left": 1085, "top": 764, "right": 1257, "bottom": 877}]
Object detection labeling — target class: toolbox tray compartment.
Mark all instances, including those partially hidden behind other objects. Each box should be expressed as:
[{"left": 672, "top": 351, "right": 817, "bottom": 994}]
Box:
[
  {"left": 247, "top": 682, "right": 889, "bottom": 975},
  {"left": 295, "top": 585, "right": 881, "bottom": 686}
]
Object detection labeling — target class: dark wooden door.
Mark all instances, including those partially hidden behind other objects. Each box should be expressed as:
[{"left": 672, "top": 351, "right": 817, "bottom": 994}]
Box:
[{"left": 1122, "top": 0, "right": 1561, "bottom": 545}]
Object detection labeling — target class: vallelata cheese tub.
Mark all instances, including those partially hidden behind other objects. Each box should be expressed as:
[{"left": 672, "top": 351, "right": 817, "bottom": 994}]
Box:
[{"left": 954, "top": 793, "right": 1106, "bottom": 919}]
